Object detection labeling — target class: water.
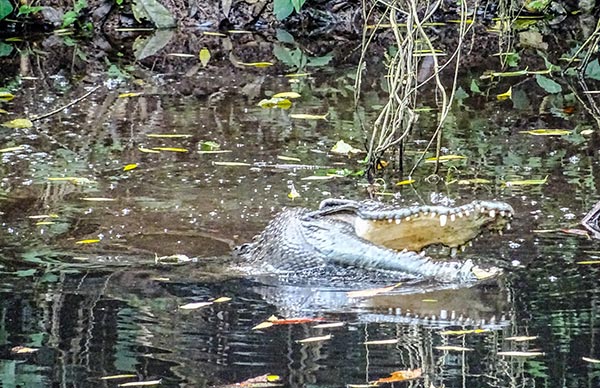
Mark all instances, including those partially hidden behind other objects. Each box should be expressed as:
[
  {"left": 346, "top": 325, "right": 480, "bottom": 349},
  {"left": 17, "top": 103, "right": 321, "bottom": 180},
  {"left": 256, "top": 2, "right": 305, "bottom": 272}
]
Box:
[{"left": 1, "top": 43, "right": 600, "bottom": 388}]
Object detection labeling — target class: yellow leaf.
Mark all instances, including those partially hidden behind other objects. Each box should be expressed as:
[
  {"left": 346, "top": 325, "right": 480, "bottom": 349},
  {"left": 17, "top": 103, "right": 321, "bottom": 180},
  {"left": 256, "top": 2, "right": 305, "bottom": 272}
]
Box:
[
  {"left": 504, "top": 175, "right": 548, "bottom": 186},
  {"left": 179, "top": 302, "right": 213, "bottom": 310},
  {"left": 363, "top": 339, "right": 399, "bottom": 345},
  {"left": 425, "top": 155, "right": 467, "bottom": 162},
  {"left": 0, "top": 145, "right": 25, "bottom": 153},
  {"left": 199, "top": 48, "right": 211, "bottom": 67},
  {"left": 285, "top": 73, "right": 311, "bottom": 78},
  {"left": 288, "top": 185, "right": 300, "bottom": 200},
  {"left": 0, "top": 92, "right": 14, "bottom": 102},
  {"left": 36, "top": 221, "right": 55, "bottom": 225},
  {"left": 118, "top": 92, "right": 142, "bottom": 98},
  {"left": 146, "top": 133, "right": 192, "bottom": 138},
  {"left": 457, "top": 178, "right": 491, "bottom": 185},
  {"left": 28, "top": 214, "right": 59, "bottom": 219},
  {"left": 203, "top": 31, "right": 226, "bottom": 37},
  {"left": 331, "top": 139, "right": 363, "bottom": 155},
  {"left": 100, "top": 374, "right": 138, "bottom": 380},
  {"left": 576, "top": 260, "right": 600, "bottom": 264},
  {"left": 435, "top": 346, "right": 474, "bottom": 351},
  {"left": 2, "top": 118, "right": 33, "bottom": 128},
  {"left": 11, "top": 346, "right": 39, "bottom": 354},
  {"left": 496, "top": 87, "right": 512, "bottom": 101},
  {"left": 290, "top": 113, "right": 328, "bottom": 120},
  {"left": 520, "top": 129, "right": 571, "bottom": 136},
  {"left": 123, "top": 163, "right": 138, "bottom": 171},
  {"left": 213, "top": 296, "right": 232, "bottom": 303},
  {"left": 237, "top": 61, "right": 274, "bottom": 67},
  {"left": 396, "top": 179, "right": 415, "bottom": 186},
  {"left": 76, "top": 239, "right": 101, "bottom": 244},
  {"left": 272, "top": 91, "right": 301, "bottom": 99},
  {"left": 151, "top": 147, "right": 188, "bottom": 152},
  {"left": 138, "top": 147, "right": 161, "bottom": 153},
  {"left": 252, "top": 321, "right": 274, "bottom": 330},
  {"left": 118, "top": 380, "right": 162, "bottom": 387},
  {"left": 505, "top": 336, "right": 538, "bottom": 341},
  {"left": 497, "top": 351, "right": 544, "bottom": 357},
  {"left": 258, "top": 97, "right": 292, "bottom": 109},
  {"left": 296, "top": 334, "right": 332, "bottom": 343},
  {"left": 80, "top": 197, "right": 115, "bottom": 201},
  {"left": 347, "top": 283, "right": 401, "bottom": 298},
  {"left": 0, "top": 109, "right": 8, "bottom": 114},
  {"left": 213, "top": 161, "right": 251, "bottom": 167},
  {"left": 440, "top": 329, "right": 490, "bottom": 335}
]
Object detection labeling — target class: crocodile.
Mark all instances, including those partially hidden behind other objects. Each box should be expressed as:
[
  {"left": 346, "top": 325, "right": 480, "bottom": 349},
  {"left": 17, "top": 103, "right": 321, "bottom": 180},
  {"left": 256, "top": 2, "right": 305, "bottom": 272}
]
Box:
[{"left": 235, "top": 198, "right": 513, "bottom": 283}]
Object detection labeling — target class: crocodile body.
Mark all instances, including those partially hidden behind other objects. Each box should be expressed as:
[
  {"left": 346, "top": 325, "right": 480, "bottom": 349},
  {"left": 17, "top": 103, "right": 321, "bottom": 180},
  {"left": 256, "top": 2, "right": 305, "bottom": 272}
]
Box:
[{"left": 235, "top": 198, "right": 513, "bottom": 283}]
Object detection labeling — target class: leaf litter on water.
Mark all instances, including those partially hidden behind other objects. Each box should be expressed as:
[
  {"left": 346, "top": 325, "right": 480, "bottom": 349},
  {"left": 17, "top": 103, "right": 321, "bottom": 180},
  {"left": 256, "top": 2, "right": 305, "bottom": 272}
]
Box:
[
  {"left": 118, "top": 92, "right": 142, "bottom": 98},
  {"left": 435, "top": 345, "right": 474, "bottom": 351},
  {"left": 289, "top": 113, "right": 328, "bottom": 120},
  {"left": 520, "top": 129, "right": 571, "bottom": 136},
  {"left": 296, "top": 334, "right": 332, "bottom": 344},
  {"left": 497, "top": 351, "right": 544, "bottom": 357},
  {"left": 213, "top": 161, "right": 252, "bottom": 167},
  {"left": 374, "top": 368, "right": 422, "bottom": 383},
  {"left": 504, "top": 175, "right": 548, "bottom": 186},
  {"left": 363, "top": 339, "right": 399, "bottom": 345},
  {"left": 272, "top": 91, "right": 301, "bottom": 99},
  {"left": 237, "top": 61, "right": 274, "bottom": 67},
  {"left": 146, "top": 133, "right": 192, "bottom": 138},
  {"left": 100, "top": 374, "right": 138, "bottom": 380},
  {"left": 2, "top": 118, "right": 33, "bottom": 128},
  {"left": 117, "top": 380, "right": 162, "bottom": 387},
  {"left": 258, "top": 97, "right": 292, "bottom": 109}
]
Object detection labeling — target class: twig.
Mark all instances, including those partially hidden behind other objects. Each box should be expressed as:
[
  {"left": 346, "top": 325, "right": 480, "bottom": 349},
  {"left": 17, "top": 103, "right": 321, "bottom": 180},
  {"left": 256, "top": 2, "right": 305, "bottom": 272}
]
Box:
[{"left": 31, "top": 84, "right": 103, "bottom": 122}]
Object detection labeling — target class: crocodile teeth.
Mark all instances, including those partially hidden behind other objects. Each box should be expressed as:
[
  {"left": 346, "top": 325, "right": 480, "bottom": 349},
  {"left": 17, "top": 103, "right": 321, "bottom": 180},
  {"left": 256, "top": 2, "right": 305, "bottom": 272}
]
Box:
[
  {"left": 460, "top": 245, "right": 466, "bottom": 252},
  {"left": 450, "top": 247, "right": 457, "bottom": 257},
  {"left": 450, "top": 214, "right": 456, "bottom": 222},
  {"left": 506, "top": 223, "right": 511, "bottom": 230},
  {"left": 439, "top": 214, "right": 447, "bottom": 227},
  {"left": 489, "top": 210, "right": 496, "bottom": 217},
  {"left": 430, "top": 213, "right": 436, "bottom": 218},
  {"left": 395, "top": 218, "right": 401, "bottom": 224},
  {"left": 405, "top": 216, "right": 411, "bottom": 222},
  {"left": 457, "top": 212, "right": 464, "bottom": 218},
  {"left": 498, "top": 230, "right": 503, "bottom": 236},
  {"left": 500, "top": 210, "right": 506, "bottom": 217},
  {"left": 465, "top": 210, "right": 471, "bottom": 217},
  {"left": 388, "top": 218, "right": 393, "bottom": 223}
]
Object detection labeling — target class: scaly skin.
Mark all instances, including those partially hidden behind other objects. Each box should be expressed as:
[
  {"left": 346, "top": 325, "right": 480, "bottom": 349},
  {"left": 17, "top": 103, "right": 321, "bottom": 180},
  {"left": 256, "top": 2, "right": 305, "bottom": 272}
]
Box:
[{"left": 235, "top": 199, "right": 513, "bottom": 283}]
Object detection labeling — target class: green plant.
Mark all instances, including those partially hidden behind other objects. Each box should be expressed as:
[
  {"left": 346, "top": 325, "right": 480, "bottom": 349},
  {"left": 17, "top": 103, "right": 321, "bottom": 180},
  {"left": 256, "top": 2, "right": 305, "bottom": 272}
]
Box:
[
  {"left": 62, "top": 0, "right": 87, "bottom": 28},
  {"left": 273, "top": 0, "right": 306, "bottom": 20},
  {"left": 0, "top": 0, "right": 13, "bottom": 21}
]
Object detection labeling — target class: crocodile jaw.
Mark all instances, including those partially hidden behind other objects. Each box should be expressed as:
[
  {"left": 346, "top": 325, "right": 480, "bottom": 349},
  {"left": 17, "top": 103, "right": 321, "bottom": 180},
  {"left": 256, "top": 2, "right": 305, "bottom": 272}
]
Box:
[{"left": 353, "top": 201, "right": 513, "bottom": 252}]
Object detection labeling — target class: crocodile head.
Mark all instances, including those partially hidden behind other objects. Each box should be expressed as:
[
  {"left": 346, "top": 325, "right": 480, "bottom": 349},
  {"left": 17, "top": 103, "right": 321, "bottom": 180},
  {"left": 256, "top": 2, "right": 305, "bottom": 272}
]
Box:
[{"left": 316, "top": 199, "right": 513, "bottom": 253}]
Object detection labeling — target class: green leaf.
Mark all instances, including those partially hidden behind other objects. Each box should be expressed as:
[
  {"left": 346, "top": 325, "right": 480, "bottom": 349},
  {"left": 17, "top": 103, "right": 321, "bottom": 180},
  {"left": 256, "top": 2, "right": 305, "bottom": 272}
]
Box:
[
  {"left": 535, "top": 74, "right": 562, "bottom": 94},
  {"left": 132, "top": 29, "right": 174, "bottom": 60},
  {"left": 454, "top": 86, "right": 469, "bottom": 101},
  {"left": 74, "top": 0, "right": 87, "bottom": 13},
  {"left": 584, "top": 59, "right": 600, "bottom": 81},
  {"left": 0, "top": 0, "right": 13, "bottom": 20},
  {"left": 470, "top": 79, "right": 481, "bottom": 93},
  {"left": 276, "top": 29, "right": 295, "bottom": 44},
  {"left": 307, "top": 54, "right": 333, "bottom": 67},
  {"left": 62, "top": 10, "right": 79, "bottom": 27},
  {"left": 291, "top": 0, "right": 306, "bottom": 12},
  {"left": 132, "top": 0, "right": 176, "bottom": 28},
  {"left": 17, "top": 5, "right": 43, "bottom": 16},
  {"left": 273, "top": 0, "right": 294, "bottom": 20},
  {"left": 0, "top": 42, "right": 13, "bottom": 57}
]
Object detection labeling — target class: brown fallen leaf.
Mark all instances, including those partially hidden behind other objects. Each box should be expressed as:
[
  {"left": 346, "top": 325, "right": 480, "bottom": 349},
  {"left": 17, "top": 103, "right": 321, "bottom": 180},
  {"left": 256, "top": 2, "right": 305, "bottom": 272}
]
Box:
[
  {"left": 375, "top": 368, "right": 422, "bottom": 383},
  {"left": 11, "top": 346, "right": 39, "bottom": 354}
]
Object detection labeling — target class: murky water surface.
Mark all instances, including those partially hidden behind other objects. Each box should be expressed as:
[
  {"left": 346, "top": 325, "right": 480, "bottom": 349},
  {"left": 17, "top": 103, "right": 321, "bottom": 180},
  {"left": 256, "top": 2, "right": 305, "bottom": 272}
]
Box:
[{"left": 1, "top": 56, "right": 600, "bottom": 388}]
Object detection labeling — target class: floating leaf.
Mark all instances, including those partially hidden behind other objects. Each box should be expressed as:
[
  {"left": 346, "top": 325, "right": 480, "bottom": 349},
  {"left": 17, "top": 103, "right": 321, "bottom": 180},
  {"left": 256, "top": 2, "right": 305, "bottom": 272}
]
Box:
[
  {"left": 132, "top": 0, "right": 175, "bottom": 28},
  {"left": 2, "top": 118, "right": 33, "bottom": 128},
  {"left": 272, "top": 317, "right": 325, "bottom": 325},
  {"left": 300, "top": 175, "right": 338, "bottom": 181},
  {"left": 75, "top": 239, "right": 101, "bottom": 244},
  {"left": 151, "top": 147, "right": 188, "bottom": 152},
  {"left": 100, "top": 374, "right": 138, "bottom": 380},
  {"left": 520, "top": 129, "right": 571, "bottom": 136},
  {"left": 118, "top": 380, "right": 162, "bottom": 387},
  {"left": 561, "top": 229, "right": 590, "bottom": 238},
  {"left": 435, "top": 346, "right": 474, "bottom": 351},
  {"left": 203, "top": 31, "right": 226, "bottom": 37},
  {"left": 347, "top": 283, "right": 401, "bottom": 298},
  {"left": 155, "top": 254, "right": 193, "bottom": 264},
  {"left": 290, "top": 112, "right": 328, "bottom": 120},
  {"left": 331, "top": 140, "right": 363, "bottom": 155},
  {"left": 297, "top": 334, "right": 332, "bottom": 343},
  {"left": 199, "top": 47, "right": 210, "bottom": 67},
  {"left": 146, "top": 133, "right": 192, "bottom": 138},
  {"left": 36, "top": 221, "right": 56, "bottom": 225},
  {"left": 497, "top": 351, "right": 544, "bottom": 357},
  {"left": 496, "top": 87, "right": 512, "bottom": 101},
  {"left": 48, "top": 177, "right": 94, "bottom": 185},
  {"left": 440, "top": 329, "right": 490, "bottom": 335},
  {"left": 258, "top": 97, "right": 292, "bottom": 109},
  {"left": 576, "top": 260, "right": 600, "bottom": 265},
  {"left": 213, "top": 296, "right": 231, "bottom": 303},
  {"left": 0, "top": 91, "right": 14, "bottom": 101},
  {"left": 80, "top": 197, "right": 115, "bottom": 201},
  {"left": 235, "top": 374, "right": 281, "bottom": 386},
  {"left": 285, "top": 73, "right": 311, "bottom": 78},
  {"left": 288, "top": 185, "right": 300, "bottom": 200},
  {"left": 0, "top": 145, "right": 25, "bottom": 153},
  {"left": 457, "top": 178, "right": 491, "bottom": 185},
  {"left": 179, "top": 301, "right": 213, "bottom": 310},
  {"left": 213, "top": 161, "right": 251, "bottom": 167},
  {"left": 28, "top": 214, "right": 59, "bottom": 219},
  {"left": 237, "top": 61, "right": 274, "bottom": 67},
  {"left": 504, "top": 175, "right": 548, "bottom": 186},
  {"left": 505, "top": 336, "right": 538, "bottom": 341},
  {"left": 123, "top": 163, "right": 138, "bottom": 171},
  {"left": 118, "top": 92, "right": 142, "bottom": 98},
  {"left": 425, "top": 155, "right": 467, "bottom": 163},
  {"left": 396, "top": 179, "right": 415, "bottom": 186},
  {"left": 583, "top": 357, "right": 600, "bottom": 363},
  {"left": 375, "top": 369, "right": 422, "bottom": 383},
  {"left": 199, "top": 140, "right": 220, "bottom": 151},
  {"left": 166, "top": 53, "right": 195, "bottom": 58},
  {"left": 363, "top": 339, "right": 399, "bottom": 345},
  {"left": 272, "top": 91, "right": 301, "bottom": 99},
  {"left": 536, "top": 74, "right": 562, "bottom": 94}
]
